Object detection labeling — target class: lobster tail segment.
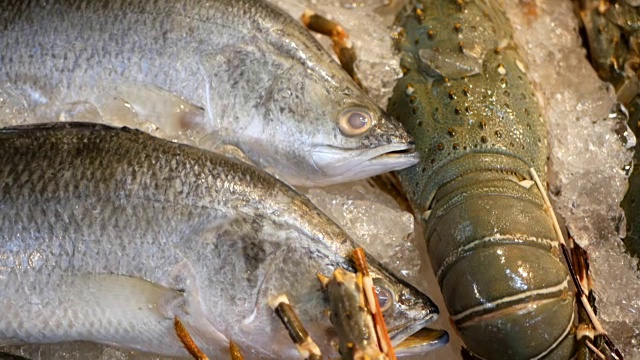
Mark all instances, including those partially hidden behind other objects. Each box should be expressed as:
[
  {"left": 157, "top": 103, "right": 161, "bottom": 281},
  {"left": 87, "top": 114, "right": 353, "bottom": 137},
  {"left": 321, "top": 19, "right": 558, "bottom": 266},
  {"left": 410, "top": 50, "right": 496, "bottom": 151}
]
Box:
[
  {"left": 388, "top": 0, "right": 578, "bottom": 358},
  {"left": 427, "top": 172, "right": 576, "bottom": 360}
]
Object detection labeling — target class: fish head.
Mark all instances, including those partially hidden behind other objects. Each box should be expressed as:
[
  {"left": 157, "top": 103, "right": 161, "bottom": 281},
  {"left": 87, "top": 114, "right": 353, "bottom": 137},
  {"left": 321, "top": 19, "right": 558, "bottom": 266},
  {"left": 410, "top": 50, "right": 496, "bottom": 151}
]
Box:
[
  {"left": 309, "top": 77, "right": 421, "bottom": 187},
  {"left": 365, "top": 257, "right": 442, "bottom": 354},
  {"left": 252, "top": 65, "right": 419, "bottom": 187},
  {"left": 310, "top": 97, "right": 421, "bottom": 186},
  {"left": 324, "top": 263, "right": 446, "bottom": 358}
]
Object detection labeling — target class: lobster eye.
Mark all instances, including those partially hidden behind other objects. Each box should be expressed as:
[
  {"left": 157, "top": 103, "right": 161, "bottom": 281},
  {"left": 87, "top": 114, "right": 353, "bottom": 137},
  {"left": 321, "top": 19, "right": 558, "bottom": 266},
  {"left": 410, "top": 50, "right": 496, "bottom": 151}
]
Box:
[
  {"left": 375, "top": 285, "right": 394, "bottom": 312},
  {"left": 338, "top": 108, "right": 373, "bottom": 136}
]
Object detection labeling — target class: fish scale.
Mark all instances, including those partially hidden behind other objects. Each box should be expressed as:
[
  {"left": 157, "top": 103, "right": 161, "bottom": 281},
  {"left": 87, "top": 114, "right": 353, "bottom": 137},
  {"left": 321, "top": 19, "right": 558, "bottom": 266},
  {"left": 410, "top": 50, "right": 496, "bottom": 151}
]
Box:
[
  {"left": 0, "top": 122, "right": 438, "bottom": 359},
  {"left": 388, "top": 0, "right": 576, "bottom": 359},
  {"left": 0, "top": 0, "right": 418, "bottom": 187}
]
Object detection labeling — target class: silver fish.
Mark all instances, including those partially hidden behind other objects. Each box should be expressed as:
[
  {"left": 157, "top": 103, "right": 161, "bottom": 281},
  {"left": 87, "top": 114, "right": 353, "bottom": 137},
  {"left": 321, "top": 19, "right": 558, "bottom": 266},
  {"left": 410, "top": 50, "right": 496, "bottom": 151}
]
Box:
[
  {"left": 0, "top": 122, "right": 437, "bottom": 359},
  {"left": 0, "top": 0, "right": 419, "bottom": 188}
]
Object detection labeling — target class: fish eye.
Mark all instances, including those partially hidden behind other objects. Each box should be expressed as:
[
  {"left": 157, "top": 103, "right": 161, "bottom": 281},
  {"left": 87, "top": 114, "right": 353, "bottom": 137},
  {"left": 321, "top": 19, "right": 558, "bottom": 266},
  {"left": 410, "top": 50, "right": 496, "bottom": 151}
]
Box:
[
  {"left": 374, "top": 284, "right": 394, "bottom": 312},
  {"left": 338, "top": 108, "right": 373, "bottom": 136}
]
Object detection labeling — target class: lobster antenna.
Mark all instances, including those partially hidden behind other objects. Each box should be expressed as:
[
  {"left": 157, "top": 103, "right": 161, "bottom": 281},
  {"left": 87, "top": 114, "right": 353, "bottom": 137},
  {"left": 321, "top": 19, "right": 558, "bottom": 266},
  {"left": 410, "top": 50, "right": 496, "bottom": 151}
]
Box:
[
  {"left": 301, "top": 10, "right": 366, "bottom": 91},
  {"left": 529, "top": 168, "right": 623, "bottom": 359},
  {"left": 528, "top": 168, "right": 603, "bottom": 331},
  {"left": 585, "top": 340, "right": 606, "bottom": 359},
  {"left": 174, "top": 316, "right": 210, "bottom": 360}
]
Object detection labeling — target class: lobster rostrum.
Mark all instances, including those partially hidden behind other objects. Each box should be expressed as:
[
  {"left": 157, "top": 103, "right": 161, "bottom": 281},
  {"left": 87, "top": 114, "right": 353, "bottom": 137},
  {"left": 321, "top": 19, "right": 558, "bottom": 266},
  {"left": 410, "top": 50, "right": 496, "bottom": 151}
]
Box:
[{"left": 387, "top": 0, "right": 578, "bottom": 358}]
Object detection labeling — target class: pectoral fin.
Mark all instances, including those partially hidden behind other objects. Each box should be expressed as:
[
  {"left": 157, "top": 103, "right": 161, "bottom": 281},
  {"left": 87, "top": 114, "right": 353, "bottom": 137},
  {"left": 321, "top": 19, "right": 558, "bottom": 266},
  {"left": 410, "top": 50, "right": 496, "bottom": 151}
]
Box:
[
  {"left": 101, "top": 84, "right": 207, "bottom": 136},
  {"left": 0, "top": 273, "right": 227, "bottom": 357},
  {"left": 197, "top": 136, "right": 256, "bottom": 167},
  {"left": 79, "top": 273, "right": 229, "bottom": 357},
  {"left": 75, "top": 273, "right": 186, "bottom": 320}
]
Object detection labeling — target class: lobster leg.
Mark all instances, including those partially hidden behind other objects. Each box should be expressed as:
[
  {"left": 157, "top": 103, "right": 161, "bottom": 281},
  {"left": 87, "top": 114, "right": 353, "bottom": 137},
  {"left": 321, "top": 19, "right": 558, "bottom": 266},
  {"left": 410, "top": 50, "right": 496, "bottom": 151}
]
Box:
[
  {"left": 300, "top": 10, "right": 365, "bottom": 90},
  {"left": 530, "top": 169, "right": 623, "bottom": 360},
  {"left": 570, "top": 236, "right": 623, "bottom": 360},
  {"left": 269, "top": 294, "right": 323, "bottom": 360},
  {"left": 350, "top": 249, "right": 396, "bottom": 360},
  {"left": 228, "top": 341, "right": 245, "bottom": 360},
  {"left": 174, "top": 316, "right": 246, "bottom": 360},
  {"left": 174, "top": 316, "right": 210, "bottom": 360},
  {"left": 319, "top": 248, "right": 401, "bottom": 360}
]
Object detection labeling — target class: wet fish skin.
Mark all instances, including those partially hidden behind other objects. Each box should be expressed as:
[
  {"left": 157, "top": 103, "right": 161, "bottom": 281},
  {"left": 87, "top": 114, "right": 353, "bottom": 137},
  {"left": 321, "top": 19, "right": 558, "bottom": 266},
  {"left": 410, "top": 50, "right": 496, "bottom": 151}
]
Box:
[
  {"left": 0, "top": 0, "right": 418, "bottom": 187},
  {"left": 0, "top": 122, "right": 437, "bottom": 359}
]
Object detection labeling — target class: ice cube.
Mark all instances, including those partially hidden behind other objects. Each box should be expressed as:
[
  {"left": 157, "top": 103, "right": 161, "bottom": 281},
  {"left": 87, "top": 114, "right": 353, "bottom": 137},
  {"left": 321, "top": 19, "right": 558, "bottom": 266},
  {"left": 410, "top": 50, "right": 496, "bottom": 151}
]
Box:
[{"left": 305, "top": 180, "right": 422, "bottom": 278}]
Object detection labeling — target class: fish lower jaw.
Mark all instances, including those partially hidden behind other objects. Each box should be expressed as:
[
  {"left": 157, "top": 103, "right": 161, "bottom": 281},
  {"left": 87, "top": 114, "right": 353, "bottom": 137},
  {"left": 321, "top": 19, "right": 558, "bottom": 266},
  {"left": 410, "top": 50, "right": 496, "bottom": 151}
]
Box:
[
  {"left": 370, "top": 148, "right": 420, "bottom": 166},
  {"left": 389, "top": 314, "right": 449, "bottom": 356},
  {"left": 388, "top": 313, "right": 436, "bottom": 345},
  {"left": 310, "top": 145, "right": 420, "bottom": 186}
]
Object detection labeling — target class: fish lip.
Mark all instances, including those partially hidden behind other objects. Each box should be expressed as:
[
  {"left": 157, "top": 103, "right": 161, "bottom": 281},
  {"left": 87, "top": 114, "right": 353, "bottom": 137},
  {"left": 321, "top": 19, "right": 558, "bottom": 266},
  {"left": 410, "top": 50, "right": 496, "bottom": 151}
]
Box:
[
  {"left": 388, "top": 313, "right": 436, "bottom": 347},
  {"left": 312, "top": 143, "right": 420, "bottom": 180},
  {"left": 389, "top": 314, "right": 448, "bottom": 356},
  {"left": 392, "top": 326, "right": 450, "bottom": 356}
]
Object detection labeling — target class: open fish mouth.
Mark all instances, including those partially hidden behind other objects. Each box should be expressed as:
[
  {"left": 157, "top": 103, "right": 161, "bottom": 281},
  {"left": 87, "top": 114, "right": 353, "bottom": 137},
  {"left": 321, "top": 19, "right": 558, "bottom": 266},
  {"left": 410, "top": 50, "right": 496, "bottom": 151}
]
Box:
[
  {"left": 387, "top": 313, "right": 449, "bottom": 356},
  {"left": 312, "top": 143, "right": 420, "bottom": 185},
  {"left": 392, "top": 326, "right": 450, "bottom": 356},
  {"left": 388, "top": 315, "right": 433, "bottom": 346}
]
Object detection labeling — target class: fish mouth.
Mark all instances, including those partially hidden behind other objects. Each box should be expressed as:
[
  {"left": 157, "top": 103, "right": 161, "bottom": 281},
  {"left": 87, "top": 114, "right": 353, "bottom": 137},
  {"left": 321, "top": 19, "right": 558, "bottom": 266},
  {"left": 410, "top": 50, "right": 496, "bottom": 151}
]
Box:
[
  {"left": 393, "top": 327, "right": 450, "bottom": 356},
  {"left": 387, "top": 314, "right": 449, "bottom": 356},
  {"left": 312, "top": 143, "right": 420, "bottom": 185},
  {"left": 388, "top": 314, "right": 434, "bottom": 347}
]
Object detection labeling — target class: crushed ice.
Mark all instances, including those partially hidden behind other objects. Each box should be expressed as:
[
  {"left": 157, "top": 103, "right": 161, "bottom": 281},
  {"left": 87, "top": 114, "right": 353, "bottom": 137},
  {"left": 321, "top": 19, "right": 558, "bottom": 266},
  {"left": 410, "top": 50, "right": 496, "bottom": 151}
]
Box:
[
  {"left": 502, "top": 0, "right": 640, "bottom": 357},
  {"left": 304, "top": 181, "right": 421, "bottom": 278}
]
